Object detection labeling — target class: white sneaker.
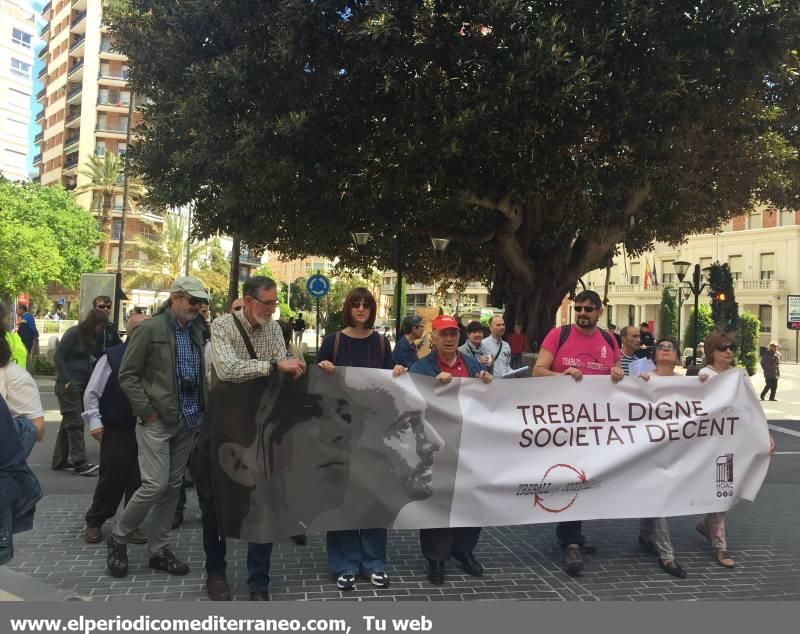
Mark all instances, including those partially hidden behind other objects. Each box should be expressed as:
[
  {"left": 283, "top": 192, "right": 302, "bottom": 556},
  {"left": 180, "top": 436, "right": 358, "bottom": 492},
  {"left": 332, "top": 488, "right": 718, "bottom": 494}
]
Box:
[
  {"left": 336, "top": 574, "right": 356, "bottom": 591},
  {"left": 369, "top": 572, "right": 390, "bottom": 588}
]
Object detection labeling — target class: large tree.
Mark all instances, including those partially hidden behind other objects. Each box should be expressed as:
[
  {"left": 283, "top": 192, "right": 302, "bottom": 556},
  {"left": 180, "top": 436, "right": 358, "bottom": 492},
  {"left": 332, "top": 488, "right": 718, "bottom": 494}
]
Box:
[
  {"left": 0, "top": 178, "right": 102, "bottom": 297},
  {"left": 111, "top": 0, "right": 800, "bottom": 344}
]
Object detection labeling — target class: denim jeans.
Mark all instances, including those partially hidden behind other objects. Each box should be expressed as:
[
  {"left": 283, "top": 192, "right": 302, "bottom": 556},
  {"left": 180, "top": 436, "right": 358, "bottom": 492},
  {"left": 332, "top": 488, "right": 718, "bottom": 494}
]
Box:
[
  {"left": 14, "top": 416, "right": 37, "bottom": 459},
  {"left": 327, "top": 529, "right": 387, "bottom": 577},
  {"left": 198, "top": 486, "right": 272, "bottom": 591}
]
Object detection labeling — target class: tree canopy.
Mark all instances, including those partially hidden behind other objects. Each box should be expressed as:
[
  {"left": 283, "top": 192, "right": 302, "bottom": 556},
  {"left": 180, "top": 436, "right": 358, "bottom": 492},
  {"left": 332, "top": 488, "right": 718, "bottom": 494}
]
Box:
[
  {"left": 111, "top": 0, "right": 800, "bottom": 342},
  {"left": 0, "top": 178, "right": 103, "bottom": 296}
]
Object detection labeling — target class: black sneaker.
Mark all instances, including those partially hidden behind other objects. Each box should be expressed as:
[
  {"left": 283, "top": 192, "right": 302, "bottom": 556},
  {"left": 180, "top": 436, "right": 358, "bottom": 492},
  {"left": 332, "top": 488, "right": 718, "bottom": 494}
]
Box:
[
  {"left": 107, "top": 537, "right": 128, "bottom": 578},
  {"left": 564, "top": 544, "right": 584, "bottom": 576},
  {"left": 148, "top": 548, "right": 190, "bottom": 575},
  {"left": 75, "top": 463, "right": 99, "bottom": 476},
  {"left": 336, "top": 574, "right": 356, "bottom": 591}
]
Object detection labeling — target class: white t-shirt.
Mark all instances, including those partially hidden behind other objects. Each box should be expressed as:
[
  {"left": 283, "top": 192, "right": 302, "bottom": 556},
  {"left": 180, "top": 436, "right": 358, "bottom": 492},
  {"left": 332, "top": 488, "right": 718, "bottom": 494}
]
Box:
[{"left": 0, "top": 363, "right": 44, "bottom": 420}]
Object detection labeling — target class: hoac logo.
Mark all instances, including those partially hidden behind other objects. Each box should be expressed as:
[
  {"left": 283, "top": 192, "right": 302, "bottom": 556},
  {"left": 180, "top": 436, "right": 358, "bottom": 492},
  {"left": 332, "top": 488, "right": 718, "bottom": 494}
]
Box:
[{"left": 716, "top": 453, "right": 734, "bottom": 497}]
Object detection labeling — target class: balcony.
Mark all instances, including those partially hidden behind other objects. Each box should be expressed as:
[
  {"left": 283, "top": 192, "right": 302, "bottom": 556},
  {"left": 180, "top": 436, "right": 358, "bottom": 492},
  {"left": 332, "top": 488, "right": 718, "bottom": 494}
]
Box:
[
  {"left": 71, "top": 0, "right": 87, "bottom": 9},
  {"left": 98, "top": 71, "right": 129, "bottom": 87},
  {"left": 34, "top": 131, "right": 43, "bottom": 144},
  {"left": 69, "top": 35, "right": 85, "bottom": 55},
  {"left": 36, "top": 87, "right": 46, "bottom": 101},
  {"left": 70, "top": 11, "right": 87, "bottom": 33},
  {"left": 239, "top": 252, "right": 262, "bottom": 266},
  {"left": 65, "top": 109, "right": 81, "bottom": 127},
  {"left": 33, "top": 153, "right": 42, "bottom": 165},
  {"left": 66, "top": 83, "right": 83, "bottom": 105},
  {"left": 99, "top": 39, "right": 126, "bottom": 60},
  {"left": 35, "top": 109, "right": 44, "bottom": 122},
  {"left": 732, "top": 279, "right": 787, "bottom": 292},
  {"left": 609, "top": 283, "right": 662, "bottom": 295},
  {"left": 63, "top": 154, "right": 79, "bottom": 174},
  {"left": 38, "top": 43, "right": 48, "bottom": 59},
  {"left": 40, "top": 22, "right": 49, "bottom": 37},
  {"left": 95, "top": 125, "right": 129, "bottom": 140},
  {"left": 68, "top": 59, "right": 84, "bottom": 81},
  {"left": 64, "top": 133, "right": 80, "bottom": 150},
  {"left": 42, "top": 1, "right": 51, "bottom": 14},
  {"left": 97, "top": 96, "right": 130, "bottom": 113},
  {"left": 38, "top": 67, "right": 46, "bottom": 79}
]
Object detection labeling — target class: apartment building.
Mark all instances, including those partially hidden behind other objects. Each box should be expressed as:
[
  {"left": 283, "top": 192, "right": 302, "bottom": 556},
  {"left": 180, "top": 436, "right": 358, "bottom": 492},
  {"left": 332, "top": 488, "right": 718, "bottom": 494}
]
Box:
[
  {"left": 269, "top": 255, "right": 336, "bottom": 285},
  {"left": 35, "top": 0, "right": 161, "bottom": 272},
  {"left": 0, "top": 0, "right": 36, "bottom": 181},
  {"left": 582, "top": 208, "right": 800, "bottom": 360}
]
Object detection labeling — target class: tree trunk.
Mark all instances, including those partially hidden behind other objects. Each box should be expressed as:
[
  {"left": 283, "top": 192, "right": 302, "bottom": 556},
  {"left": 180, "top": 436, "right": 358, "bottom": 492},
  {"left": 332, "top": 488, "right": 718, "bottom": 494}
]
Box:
[
  {"left": 228, "top": 236, "right": 241, "bottom": 305},
  {"left": 98, "top": 192, "right": 113, "bottom": 266}
]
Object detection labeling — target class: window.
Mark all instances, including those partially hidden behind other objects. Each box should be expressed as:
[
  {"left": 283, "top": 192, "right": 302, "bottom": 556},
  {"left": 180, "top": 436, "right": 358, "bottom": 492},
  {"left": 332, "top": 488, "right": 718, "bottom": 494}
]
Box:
[
  {"left": 661, "top": 260, "right": 675, "bottom": 284},
  {"left": 112, "top": 219, "right": 122, "bottom": 240},
  {"left": 141, "top": 225, "right": 157, "bottom": 240},
  {"left": 700, "top": 257, "right": 712, "bottom": 272},
  {"left": 114, "top": 194, "right": 124, "bottom": 210},
  {"left": 118, "top": 117, "right": 128, "bottom": 132},
  {"left": 760, "top": 253, "right": 775, "bottom": 280},
  {"left": 12, "top": 28, "right": 32, "bottom": 49},
  {"left": 407, "top": 294, "right": 428, "bottom": 308},
  {"left": 98, "top": 87, "right": 109, "bottom": 104},
  {"left": 728, "top": 255, "right": 743, "bottom": 280},
  {"left": 780, "top": 209, "right": 796, "bottom": 226},
  {"left": 95, "top": 141, "right": 106, "bottom": 156},
  {"left": 100, "top": 62, "right": 110, "bottom": 77},
  {"left": 758, "top": 305, "right": 772, "bottom": 333},
  {"left": 97, "top": 114, "right": 107, "bottom": 130},
  {"left": 10, "top": 58, "right": 31, "bottom": 78},
  {"left": 117, "top": 142, "right": 127, "bottom": 156},
  {"left": 630, "top": 262, "right": 641, "bottom": 285}
]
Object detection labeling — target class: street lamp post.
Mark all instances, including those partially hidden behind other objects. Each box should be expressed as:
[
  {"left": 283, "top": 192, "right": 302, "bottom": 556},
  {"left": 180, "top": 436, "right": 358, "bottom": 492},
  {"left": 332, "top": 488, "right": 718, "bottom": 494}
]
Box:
[
  {"left": 673, "top": 261, "right": 709, "bottom": 366},
  {"left": 666, "top": 284, "right": 691, "bottom": 350}
]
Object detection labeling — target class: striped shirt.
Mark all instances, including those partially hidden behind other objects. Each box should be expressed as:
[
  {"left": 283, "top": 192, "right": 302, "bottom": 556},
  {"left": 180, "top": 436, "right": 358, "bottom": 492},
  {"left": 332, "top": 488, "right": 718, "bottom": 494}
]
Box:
[
  {"left": 172, "top": 316, "right": 203, "bottom": 430},
  {"left": 210, "top": 311, "right": 291, "bottom": 383},
  {"left": 620, "top": 352, "right": 636, "bottom": 376}
]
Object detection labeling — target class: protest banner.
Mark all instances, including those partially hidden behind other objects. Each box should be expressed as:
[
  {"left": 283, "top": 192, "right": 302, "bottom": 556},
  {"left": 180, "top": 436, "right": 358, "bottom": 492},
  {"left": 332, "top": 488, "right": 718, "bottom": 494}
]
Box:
[{"left": 207, "top": 368, "right": 769, "bottom": 543}]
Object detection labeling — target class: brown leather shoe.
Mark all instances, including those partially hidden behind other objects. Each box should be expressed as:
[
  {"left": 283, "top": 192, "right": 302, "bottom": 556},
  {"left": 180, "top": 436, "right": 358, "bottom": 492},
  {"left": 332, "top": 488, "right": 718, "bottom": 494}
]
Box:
[
  {"left": 84, "top": 526, "right": 102, "bottom": 544},
  {"left": 207, "top": 574, "right": 231, "bottom": 601},
  {"left": 128, "top": 529, "right": 148, "bottom": 545}
]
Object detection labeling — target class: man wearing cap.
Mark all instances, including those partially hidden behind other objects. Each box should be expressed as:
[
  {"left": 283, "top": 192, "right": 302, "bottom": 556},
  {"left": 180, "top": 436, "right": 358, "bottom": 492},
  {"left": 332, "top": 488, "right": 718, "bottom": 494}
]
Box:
[
  {"left": 106, "top": 277, "right": 209, "bottom": 579},
  {"left": 409, "top": 315, "right": 492, "bottom": 585}
]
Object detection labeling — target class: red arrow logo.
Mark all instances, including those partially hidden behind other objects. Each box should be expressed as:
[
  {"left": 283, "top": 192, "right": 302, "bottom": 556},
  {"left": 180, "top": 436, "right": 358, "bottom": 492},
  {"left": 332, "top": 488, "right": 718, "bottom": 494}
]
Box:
[
  {"left": 534, "top": 492, "right": 578, "bottom": 513},
  {"left": 533, "top": 463, "right": 588, "bottom": 513}
]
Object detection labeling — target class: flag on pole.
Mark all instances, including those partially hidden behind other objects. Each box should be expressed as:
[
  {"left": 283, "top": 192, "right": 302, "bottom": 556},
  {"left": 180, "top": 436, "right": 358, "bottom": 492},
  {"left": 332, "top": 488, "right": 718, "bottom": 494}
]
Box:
[
  {"left": 652, "top": 260, "right": 658, "bottom": 286},
  {"left": 643, "top": 259, "right": 652, "bottom": 289}
]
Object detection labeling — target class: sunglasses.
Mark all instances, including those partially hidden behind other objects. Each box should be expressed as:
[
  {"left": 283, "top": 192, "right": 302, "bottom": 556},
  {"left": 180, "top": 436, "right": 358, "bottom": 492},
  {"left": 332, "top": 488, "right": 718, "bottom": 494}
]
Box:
[
  {"left": 656, "top": 343, "right": 677, "bottom": 352},
  {"left": 573, "top": 306, "right": 597, "bottom": 313},
  {"left": 350, "top": 300, "right": 371, "bottom": 309},
  {"left": 184, "top": 297, "right": 204, "bottom": 306},
  {"left": 96, "top": 304, "right": 112, "bottom": 310},
  {"left": 717, "top": 344, "right": 737, "bottom": 352}
]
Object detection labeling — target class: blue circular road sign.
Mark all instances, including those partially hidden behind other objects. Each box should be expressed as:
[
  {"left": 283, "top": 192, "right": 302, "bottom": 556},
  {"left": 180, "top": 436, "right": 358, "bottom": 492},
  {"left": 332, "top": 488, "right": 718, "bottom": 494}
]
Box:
[{"left": 306, "top": 274, "right": 331, "bottom": 298}]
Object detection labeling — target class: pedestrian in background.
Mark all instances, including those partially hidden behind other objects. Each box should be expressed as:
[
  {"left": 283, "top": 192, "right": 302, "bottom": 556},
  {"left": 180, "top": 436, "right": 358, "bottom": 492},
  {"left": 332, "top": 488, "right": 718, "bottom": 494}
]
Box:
[
  {"left": 81, "top": 314, "right": 149, "bottom": 546},
  {"left": 760, "top": 341, "right": 780, "bottom": 401},
  {"left": 51, "top": 308, "right": 109, "bottom": 476},
  {"left": 393, "top": 315, "right": 424, "bottom": 369}
]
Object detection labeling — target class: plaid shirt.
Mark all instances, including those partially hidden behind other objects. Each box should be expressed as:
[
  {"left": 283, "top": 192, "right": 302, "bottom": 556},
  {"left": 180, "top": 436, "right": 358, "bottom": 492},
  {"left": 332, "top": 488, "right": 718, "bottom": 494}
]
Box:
[
  {"left": 173, "top": 315, "right": 203, "bottom": 430},
  {"left": 210, "top": 311, "right": 291, "bottom": 383}
]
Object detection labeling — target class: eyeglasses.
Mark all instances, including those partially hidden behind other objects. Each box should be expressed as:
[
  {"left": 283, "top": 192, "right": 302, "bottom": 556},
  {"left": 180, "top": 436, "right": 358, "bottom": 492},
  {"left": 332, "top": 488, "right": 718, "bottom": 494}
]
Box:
[
  {"left": 182, "top": 296, "right": 204, "bottom": 306},
  {"left": 96, "top": 304, "right": 112, "bottom": 310},
  {"left": 656, "top": 344, "right": 677, "bottom": 352},
  {"left": 251, "top": 296, "right": 278, "bottom": 308},
  {"left": 717, "top": 344, "right": 737, "bottom": 352},
  {"left": 573, "top": 306, "right": 597, "bottom": 313},
  {"left": 350, "top": 301, "right": 371, "bottom": 309}
]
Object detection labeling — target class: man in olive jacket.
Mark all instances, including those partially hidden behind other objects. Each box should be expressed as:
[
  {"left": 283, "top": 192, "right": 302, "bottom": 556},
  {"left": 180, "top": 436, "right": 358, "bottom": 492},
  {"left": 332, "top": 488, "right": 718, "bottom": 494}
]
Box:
[{"left": 106, "top": 277, "right": 208, "bottom": 579}]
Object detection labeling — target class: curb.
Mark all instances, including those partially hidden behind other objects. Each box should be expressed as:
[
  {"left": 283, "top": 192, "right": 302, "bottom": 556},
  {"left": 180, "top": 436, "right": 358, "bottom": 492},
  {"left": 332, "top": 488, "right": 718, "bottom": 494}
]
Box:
[{"left": 0, "top": 566, "right": 88, "bottom": 602}]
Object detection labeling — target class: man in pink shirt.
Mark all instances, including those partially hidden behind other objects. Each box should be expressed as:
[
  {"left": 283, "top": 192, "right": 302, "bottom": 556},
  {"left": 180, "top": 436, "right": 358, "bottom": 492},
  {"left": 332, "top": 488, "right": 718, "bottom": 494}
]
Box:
[{"left": 533, "top": 290, "right": 623, "bottom": 576}]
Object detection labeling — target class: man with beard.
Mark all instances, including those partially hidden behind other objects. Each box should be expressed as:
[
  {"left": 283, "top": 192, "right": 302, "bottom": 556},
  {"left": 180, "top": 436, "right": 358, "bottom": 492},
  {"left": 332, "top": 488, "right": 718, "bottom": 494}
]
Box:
[
  {"left": 533, "top": 289, "right": 623, "bottom": 577},
  {"left": 206, "top": 276, "right": 305, "bottom": 601},
  {"left": 107, "top": 277, "right": 208, "bottom": 580}
]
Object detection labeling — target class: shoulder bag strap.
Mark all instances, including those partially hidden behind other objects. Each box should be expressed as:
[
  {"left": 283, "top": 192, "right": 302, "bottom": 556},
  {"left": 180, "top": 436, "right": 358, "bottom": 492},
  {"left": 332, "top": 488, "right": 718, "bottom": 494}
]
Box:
[{"left": 232, "top": 315, "right": 258, "bottom": 360}]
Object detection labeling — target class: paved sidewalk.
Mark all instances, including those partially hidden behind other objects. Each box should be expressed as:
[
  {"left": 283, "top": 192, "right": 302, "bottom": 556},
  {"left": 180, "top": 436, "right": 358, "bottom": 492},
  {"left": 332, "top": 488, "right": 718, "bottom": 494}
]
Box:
[{"left": 2, "top": 483, "right": 799, "bottom": 601}]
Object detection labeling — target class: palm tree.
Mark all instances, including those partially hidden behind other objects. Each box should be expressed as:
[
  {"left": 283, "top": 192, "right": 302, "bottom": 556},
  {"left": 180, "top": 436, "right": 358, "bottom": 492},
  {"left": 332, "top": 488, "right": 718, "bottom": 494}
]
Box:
[
  {"left": 124, "top": 213, "right": 229, "bottom": 292},
  {"left": 76, "top": 153, "right": 143, "bottom": 265}
]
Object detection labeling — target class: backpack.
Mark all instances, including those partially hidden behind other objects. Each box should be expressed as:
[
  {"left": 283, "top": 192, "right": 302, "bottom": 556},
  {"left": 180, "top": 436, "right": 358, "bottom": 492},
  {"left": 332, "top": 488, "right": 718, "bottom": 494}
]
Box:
[{"left": 556, "top": 324, "right": 614, "bottom": 354}]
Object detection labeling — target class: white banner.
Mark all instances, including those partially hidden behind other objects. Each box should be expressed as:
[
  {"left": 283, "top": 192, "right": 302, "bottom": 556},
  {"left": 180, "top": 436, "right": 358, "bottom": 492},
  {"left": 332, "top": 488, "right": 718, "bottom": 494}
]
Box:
[{"left": 208, "top": 368, "right": 770, "bottom": 542}]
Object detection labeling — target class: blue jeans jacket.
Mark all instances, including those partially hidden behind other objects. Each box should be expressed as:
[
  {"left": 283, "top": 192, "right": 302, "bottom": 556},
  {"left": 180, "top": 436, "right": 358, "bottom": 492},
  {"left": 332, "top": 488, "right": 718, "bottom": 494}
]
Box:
[{"left": 409, "top": 351, "right": 482, "bottom": 378}]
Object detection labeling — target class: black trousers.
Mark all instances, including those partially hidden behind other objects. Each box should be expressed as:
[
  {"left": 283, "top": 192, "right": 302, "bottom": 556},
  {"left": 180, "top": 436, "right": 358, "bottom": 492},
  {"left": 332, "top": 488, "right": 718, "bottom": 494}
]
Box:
[
  {"left": 85, "top": 427, "right": 141, "bottom": 528},
  {"left": 761, "top": 378, "right": 778, "bottom": 400},
  {"left": 52, "top": 381, "right": 87, "bottom": 468},
  {"left": 420, "top": 527, "right": 481, "bottom": 562},
  {"left": 556, "top": 521, "right": 585, "bottom": 547}
]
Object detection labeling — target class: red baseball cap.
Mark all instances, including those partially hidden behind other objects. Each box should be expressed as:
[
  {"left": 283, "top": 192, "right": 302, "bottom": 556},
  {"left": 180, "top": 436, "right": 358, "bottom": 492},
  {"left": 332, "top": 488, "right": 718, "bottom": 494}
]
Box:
[{"left": 432, "top": 315, "right": 460, "bottom": 331}]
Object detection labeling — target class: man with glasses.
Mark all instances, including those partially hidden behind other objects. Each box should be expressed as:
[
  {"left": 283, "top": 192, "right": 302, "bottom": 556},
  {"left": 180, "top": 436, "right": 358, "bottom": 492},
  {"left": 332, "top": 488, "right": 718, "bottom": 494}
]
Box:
[
  {"left": 202, "top": 276, "right": 305, "bottom": 601},
  {"left": 92, "top": 296, "right": 122, "bottom": 354},
  {"left": 106, "top": 277, "right": 209, "bottom": 580},
  {"left": 533, "top": 289, "right": 623, "bottom": 577}
]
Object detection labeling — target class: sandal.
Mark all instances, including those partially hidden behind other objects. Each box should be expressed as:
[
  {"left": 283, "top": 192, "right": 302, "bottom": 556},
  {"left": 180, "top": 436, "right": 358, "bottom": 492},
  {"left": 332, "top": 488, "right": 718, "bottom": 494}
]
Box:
[{"left": 715, "top": 549, "right": 736, "bottom": 568}]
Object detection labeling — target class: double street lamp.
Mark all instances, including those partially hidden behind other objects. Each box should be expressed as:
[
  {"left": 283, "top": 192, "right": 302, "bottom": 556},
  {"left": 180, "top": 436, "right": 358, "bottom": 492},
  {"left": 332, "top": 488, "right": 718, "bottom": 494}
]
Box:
[
  {"left": 672, "top": 261, "right": 711, "bottom": 367},
  {"left": 351, "top": 232, "right": 451, "bottom": 340},
  {"left": 665, "top": 284, "right": 691, "bottom": 353}
]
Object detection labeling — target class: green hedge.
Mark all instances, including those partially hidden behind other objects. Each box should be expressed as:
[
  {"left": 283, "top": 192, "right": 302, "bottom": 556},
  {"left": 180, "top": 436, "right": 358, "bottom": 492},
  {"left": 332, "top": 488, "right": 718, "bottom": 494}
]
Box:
[
  {"left": 32, "top": 356, "right": 56, "bottom": 376},
  {"left": 736, "top": 311, "right": 760, "bottom": 376}
]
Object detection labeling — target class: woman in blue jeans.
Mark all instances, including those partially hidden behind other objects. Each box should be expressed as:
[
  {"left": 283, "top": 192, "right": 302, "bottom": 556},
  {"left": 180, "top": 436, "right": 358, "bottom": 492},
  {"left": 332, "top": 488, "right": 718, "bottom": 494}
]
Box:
[{"left": 317, "top": 288, "right": 407, "bottom": 591}]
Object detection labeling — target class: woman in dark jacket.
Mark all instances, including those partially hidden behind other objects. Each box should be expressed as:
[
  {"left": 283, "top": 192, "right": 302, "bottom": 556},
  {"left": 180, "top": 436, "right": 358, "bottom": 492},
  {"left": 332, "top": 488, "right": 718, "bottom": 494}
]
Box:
[
  {"left": 51, "top": 308, "right": 108, "bottom": 476},
  {"left": 317, "top": 288, "right": 407, "bottom": 592}
]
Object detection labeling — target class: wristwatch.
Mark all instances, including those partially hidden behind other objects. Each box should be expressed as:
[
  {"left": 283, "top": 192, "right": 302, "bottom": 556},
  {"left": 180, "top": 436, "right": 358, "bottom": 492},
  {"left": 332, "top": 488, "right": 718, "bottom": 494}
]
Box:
[{"left": 270, "top": 361, "right": 278, "bottom": 374}]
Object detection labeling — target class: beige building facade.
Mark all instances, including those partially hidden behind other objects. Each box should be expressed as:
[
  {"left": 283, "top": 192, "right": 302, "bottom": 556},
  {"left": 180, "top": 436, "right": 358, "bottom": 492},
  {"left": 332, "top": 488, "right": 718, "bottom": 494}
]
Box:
[
  {"left": 1, "top": 0, "right": 36, "bottom": 181},
  {"left": 582, "top": 209, "right": 800, "bottom": 361}
]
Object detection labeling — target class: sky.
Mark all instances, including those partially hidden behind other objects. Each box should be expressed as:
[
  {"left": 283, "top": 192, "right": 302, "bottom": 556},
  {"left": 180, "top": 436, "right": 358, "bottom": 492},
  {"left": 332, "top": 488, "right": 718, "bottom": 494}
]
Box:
[{"left": 27, "top": 0, "right": 45, "bottom": 178}]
